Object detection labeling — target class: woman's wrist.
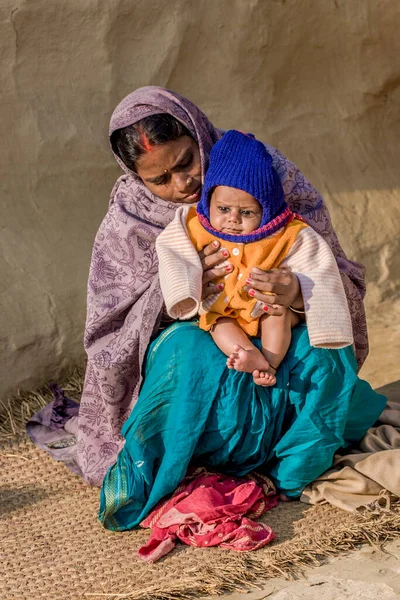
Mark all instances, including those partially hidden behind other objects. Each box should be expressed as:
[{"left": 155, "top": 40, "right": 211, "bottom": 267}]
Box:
[
  {"left": 289, "top": 289, "right": 305, "bottom": 320},
  {"left": 289, "top": 290, "right": 304, "bottom": 312}
]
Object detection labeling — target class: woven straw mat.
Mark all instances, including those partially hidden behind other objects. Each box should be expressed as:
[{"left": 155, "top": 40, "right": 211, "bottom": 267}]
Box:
[{"left": 1, "top": 438, "right": 399, "bottom": 600}]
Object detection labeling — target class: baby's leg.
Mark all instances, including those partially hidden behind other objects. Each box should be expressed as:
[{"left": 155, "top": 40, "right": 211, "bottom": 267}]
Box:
[
  {"left": 253, "top": 309, "right": 299, "bottom": 387},
  {"left": 210, "top": 318, "right": 271, "bottom": 374}
]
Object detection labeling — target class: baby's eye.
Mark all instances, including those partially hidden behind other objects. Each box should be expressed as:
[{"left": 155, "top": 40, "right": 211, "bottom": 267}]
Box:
[
  {"left": 240, "top": 210, "right": 253, "bottom": 217},
  {"left": 218, "top": 206, "right": 230, "bottom": 213}
]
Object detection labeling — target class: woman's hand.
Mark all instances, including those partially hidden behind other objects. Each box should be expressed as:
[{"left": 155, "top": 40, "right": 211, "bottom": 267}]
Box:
[
  {"left": 199, "top": 240, "right": 232, "bottom": 300},
  {"left": 243, "top": 267, "right": 303, "bottom": 317}
]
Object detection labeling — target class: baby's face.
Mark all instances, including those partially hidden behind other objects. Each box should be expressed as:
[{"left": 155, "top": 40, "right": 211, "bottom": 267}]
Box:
[{"left": 209, "top": 186, "right": 262, "bottom": 235}]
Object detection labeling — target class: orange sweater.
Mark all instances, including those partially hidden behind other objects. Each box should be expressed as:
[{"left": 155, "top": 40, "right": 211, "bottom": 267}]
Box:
[{"left": 186, "top": 207, "right": 307, "bottom": 335}]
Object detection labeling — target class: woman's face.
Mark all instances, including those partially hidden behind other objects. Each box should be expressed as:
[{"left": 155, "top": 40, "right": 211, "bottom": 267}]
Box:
[{"left": 135, "top": 136, "right": 202, "bottom": 203}]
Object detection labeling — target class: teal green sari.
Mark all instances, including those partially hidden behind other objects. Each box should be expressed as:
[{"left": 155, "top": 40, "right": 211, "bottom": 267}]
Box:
[{"left": 99, "top": 322, "right": 386, "bottom": 531}]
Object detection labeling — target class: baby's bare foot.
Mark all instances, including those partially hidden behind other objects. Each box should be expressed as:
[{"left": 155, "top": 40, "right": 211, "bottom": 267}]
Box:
[
  {"left": 253, "top": 368, "right": 277, "bottom": 387},
  {"left": 226, "top": 353, "right": 237, "bottom": 369},
  {"left": 226, "top": 344, "right": 271, "bottom": 374}
]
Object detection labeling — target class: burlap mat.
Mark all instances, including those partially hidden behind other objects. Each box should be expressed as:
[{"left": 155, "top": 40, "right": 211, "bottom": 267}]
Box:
[{"left": 1, "top": 437, "right": 399, "bottom": 600}]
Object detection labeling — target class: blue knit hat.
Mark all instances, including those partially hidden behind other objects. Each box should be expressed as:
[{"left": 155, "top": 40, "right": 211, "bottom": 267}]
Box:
[{"left": 197, "top": 130, "right": 291, "bottom": 243}]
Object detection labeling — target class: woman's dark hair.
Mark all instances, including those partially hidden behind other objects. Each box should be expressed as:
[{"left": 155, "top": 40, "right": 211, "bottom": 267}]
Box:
[{"left": 110, "top": 114, "right": 192, "bottom": 172}]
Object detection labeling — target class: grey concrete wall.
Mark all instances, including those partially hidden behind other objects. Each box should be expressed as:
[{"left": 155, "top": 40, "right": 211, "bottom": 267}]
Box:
[{"left": 1, "top": 0, "right": 399, "bottom": 396}]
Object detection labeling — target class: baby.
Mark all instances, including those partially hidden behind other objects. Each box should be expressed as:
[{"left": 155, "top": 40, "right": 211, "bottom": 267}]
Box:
[
  {"left": 156, "top": 130, "right": 353, "bottom": 385},
  {"left": 201, "top": 183, "right": 299, "bottom": 385}
]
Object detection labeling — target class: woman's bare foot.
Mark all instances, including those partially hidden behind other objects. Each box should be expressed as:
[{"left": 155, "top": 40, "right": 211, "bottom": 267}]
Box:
[
  {"left": 252, "top": 368, "right": 277, "bottom": 387},
  {"left": 226, "top": 344, "right": 271, "bottom": 374}
]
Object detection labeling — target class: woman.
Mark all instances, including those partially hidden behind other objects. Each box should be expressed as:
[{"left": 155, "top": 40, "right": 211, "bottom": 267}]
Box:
[{"left": 27, "top": 87, "right": 384, "bottom": 524}]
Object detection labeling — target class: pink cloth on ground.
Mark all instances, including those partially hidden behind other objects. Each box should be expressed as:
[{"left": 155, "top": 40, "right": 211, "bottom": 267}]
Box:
[{"left": 138, "top": 471, "right": 278, "bottom": 562}]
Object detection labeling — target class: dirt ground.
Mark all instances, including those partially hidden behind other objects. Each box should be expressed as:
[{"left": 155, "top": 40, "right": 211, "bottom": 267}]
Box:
[
  {"left": 204, "top": 305, "right": 400, "bottom": 600},
  {"left": 209, "top": 539, "right": 400, "bottom": 599}
]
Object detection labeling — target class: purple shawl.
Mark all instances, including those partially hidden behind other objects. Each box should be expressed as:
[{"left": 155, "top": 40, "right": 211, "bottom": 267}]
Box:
[{"left": 27, "top": 86, "right": 368, "bottom": 485}]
